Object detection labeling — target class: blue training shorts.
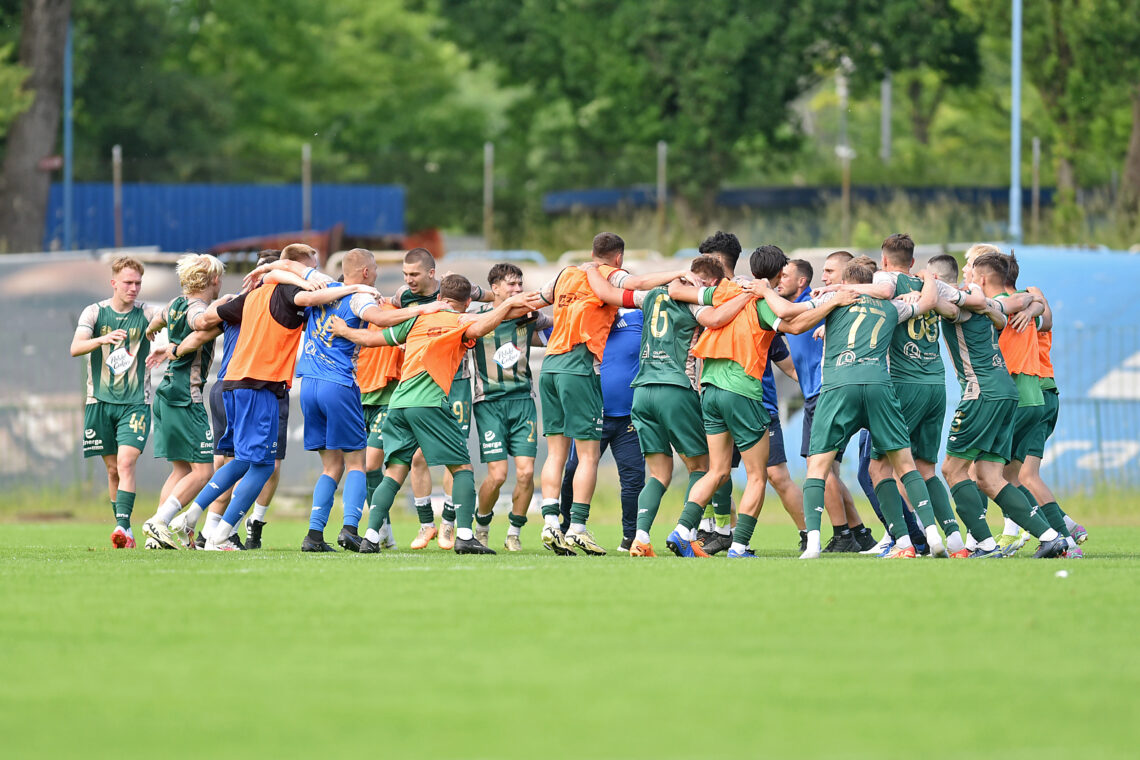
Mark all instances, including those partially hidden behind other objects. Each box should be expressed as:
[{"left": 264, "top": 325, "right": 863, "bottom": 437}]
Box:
[
  {"left": 218, "top": 387, "right": 280, "bottom": 465},
  {"left": 300, "top": 376, "right": 367, "bottom": 452}
]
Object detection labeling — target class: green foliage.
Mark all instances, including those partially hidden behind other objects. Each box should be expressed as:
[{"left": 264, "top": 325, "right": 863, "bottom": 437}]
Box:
[{"left": 0, "top": 42, "right": 30, "bottom": 138}]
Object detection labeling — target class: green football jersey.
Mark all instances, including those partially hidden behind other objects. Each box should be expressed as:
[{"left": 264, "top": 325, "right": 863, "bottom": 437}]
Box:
[
  {"left": 470, "top": 306, "right": 552, "bottom": 403},
  {"left": 156, "top": 296, "right": 214, "bottom": 406},
  {"left": 397, "top": 285, "right": 439, "bottom": 308},
  {"left": 76, "top": 299, "right": 158, "bottom": 405},
  {"left": 631, "top": 286, "right": 711, "bottom": 390},
  {"left": 941, "top": 310, "right": 1018, "bottom": 401},
  {"left": 883, "top": 273, "right": 943, "bottom": 385},
  {"left": 820, "top": 295, "right": 911, "bottom": 390}
]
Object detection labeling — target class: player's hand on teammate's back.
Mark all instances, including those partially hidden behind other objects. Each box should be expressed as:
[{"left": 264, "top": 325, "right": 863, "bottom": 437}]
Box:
[
  {"left": 418, "top": 300, "right": 445, "bottom": 315},
  {"left": 900, "top": 291, "right": 922, "bottom": 304},
  {"left": 327, "top": 316, "right": 349, "bottom": 337},
  {"left": 1008, "top": 309, "right": 1035, "bottom": 332},
  {"left": 834, "top": 289, "right": 860, "bottom": 306}
]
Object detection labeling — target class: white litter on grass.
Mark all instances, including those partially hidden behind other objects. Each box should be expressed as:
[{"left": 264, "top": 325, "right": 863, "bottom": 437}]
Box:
[{"left": 1055, "top": 569, "right": 1069, "bottom": 578}]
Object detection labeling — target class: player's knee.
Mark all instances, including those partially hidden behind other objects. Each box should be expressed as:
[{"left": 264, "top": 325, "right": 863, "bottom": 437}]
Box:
[{"left": 515, "top": 462, "right": 534, "bottom": 482}]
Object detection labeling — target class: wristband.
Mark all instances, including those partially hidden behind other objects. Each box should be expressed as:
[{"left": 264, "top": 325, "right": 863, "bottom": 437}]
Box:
[{"left": 622, "top": 290, "right": 636, "bottom": 309}]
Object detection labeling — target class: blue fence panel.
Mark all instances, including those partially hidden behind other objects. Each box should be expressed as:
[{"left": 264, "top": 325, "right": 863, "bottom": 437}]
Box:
[{"left": 45, "top": 183, "right": 405, "bottom": 252}]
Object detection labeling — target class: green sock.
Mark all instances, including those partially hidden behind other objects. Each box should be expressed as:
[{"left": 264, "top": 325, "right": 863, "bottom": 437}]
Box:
[
  {"left": 732, "top": 513, "right": 757, "bottom": 546},
  {"left": 949, "top": 479, "right": 991, "bottom": 540},
  {"left": 452, "top": 470, "right": 476, "bottom": 530},
  {"left": 685, "top": 471, "right": 705, "bottom": 501},
  {"left": 900, "top": 470, "right": 935, "bottom": 530},
  {"left": 636, "top": 477, "right": 668, "bottom": 533},
  {"left": 365, "top": 469, "right": 383, "bottom": 507},
  {"left": 475, "top": 511, "right": 493, "bottom": 527},
  {"left": 441, "top": 500, "right": 457, "bottom": 523},
  {"left": 926, "top": 477, "right": 960, "bottom": 536},
  {"left": 415, "top": 501, "right": 434, "bottom": 525},
  {"left": 873, "top": 479, "right": 907, "bottom": 540},
  {"left": 994, "top": 483, "right": 1050, "bottom": 537},
  {"left": 803, "top": 477, "right": 825, "bottom": 532},
  {"left": 368, "top": 477, "right": 402, "bottom": 532},
  {"left": 702, "top": 504, "right": 714, "bottom": 521},
  {"left": 570, "top": 501, "right": 590, "bottom": 525},
  {"left": 113, "top": 490, "right": 135, "bottom": 530},
  {"left": 508, "top": 513, "right": 527, "bottom": 529},
  {"left": 541, "top": 500, "right": 560, "bottom": 519},
  {"left": 712, "top": 480, "right": 732, "bottom": 528},
  {"left": 1041, "top": 501, "right": 1070, "bottom": 537},
  {"left": 678, "top": 501, "right": 705, "bottom": 531}
]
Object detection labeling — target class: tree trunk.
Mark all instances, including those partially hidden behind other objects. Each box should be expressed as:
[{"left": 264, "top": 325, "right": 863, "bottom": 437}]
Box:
[
  {"left": 0, "top": 0, "right": 71, "bottom": 253},
  {"left": 1120, "top": 85, "right": 1140, "bottom": 214}
]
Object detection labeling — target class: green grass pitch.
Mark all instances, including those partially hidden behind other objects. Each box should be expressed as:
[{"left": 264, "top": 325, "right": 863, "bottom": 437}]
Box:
[{"left": 1, "top": 520, "right": 1137, "bottom": 759}]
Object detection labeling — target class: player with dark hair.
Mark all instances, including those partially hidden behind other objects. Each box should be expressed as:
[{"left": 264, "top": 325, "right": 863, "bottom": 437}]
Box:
[
  {"left": 329, "top": 275, "right": 541, "bottom": 555},
  {"left": 468, "top": 263, "right": 552, "bottom": 551}
]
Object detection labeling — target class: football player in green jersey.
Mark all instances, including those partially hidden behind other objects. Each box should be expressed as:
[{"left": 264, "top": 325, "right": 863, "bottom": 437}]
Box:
[
  {"left": 70, "top": 256, "right": 164, "bottom": 548},
  {"left": 931, "top": 251, "right": 1066, "bottom": 558},
  {"left": 468, "top": 263, "right": 553, "bottom": 550},
  {"left": 395, "top": 248, "right": 492, "bottom": 549},
  {"left": 140, "top": 254, "right": 225, "bottom": 549},
  {"left": 584, "top": 254, "right": 754, "bottom": 556},
  {"left": 799, "top": 261, "right": 942, "bottom": 559}
]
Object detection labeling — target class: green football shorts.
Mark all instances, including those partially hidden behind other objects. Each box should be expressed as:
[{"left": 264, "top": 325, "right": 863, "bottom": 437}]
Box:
[
  {"left": 945, "top": 396, "right": 1017, "bottom": 464},
  {"left": 632, "top": 384, "right": 708, "bottom": 458},
  {"left": 448, "top": 378, "right": 473, "bottom": 437},
  {"left": 474, "top": 396, "right": 539, "bottom": 462},
  {"left": 364, "top": 403, "right": 390, "bottom": 451},
  {"left": 809, "top": 384, "right": 909, "bottom": 457},
  {"left": 538, "top": 370, "right": 603, "bottom": 441},
  {"left": 1025, "top": 388, "right": 1060, "bottom": 460},
  {"left": 382, "top": 404, "right": 472, "bottom": 468},
  {"left": 82, "top": 401, "right": 151, "bottom": 458},
  {"left": 1010, "top": 400, "right": 1046, "bottom": 463},
  {"left": 870, "top": 382, "right": 945, "bottom": 463},
  {"left": 152, "top": 398, "right": 213, "bottom": 463},
  {"left": 700, "top": 384, "right": 769, "bottom": 452}
]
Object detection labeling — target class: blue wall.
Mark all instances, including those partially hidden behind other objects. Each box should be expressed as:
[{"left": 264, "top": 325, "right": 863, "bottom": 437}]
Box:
[{"left": 45, "top": 183, "right": 405, "bottom": 252}]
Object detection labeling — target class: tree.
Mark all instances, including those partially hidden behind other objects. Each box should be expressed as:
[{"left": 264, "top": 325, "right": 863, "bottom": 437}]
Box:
[{"left": 0, "top": 0, "right": 69, "bottom": 253}]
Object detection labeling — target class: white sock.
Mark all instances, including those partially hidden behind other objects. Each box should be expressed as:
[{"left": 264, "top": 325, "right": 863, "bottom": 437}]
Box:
[
  {"left": 251, "top": 502, "right": 269, "bottom": 522},
  {"left": 699, "top": 517, "right": 715, "bottom": 532},
  {"left": 924, "top": 525, "right": 944, "bottom": 548},
  {"left": 730, "top": 541, "right": 748, "bottom": 554},
  {"left": 1066, "top": 536, "right": 1076, "bottom": 549},
  {"left": 203, "top": 511, "right": 221, "bottom": 536},
  {"left": 124, "top": 527, "right": 134, "bottom": 539},
  {"left": 965, "top": 532, "right": 978, "bottom": 551},
  {"left": 946, "top": 531, "right": 965, "bottom": 553},
  {"left": 805, "top": 530, "right": 821, "bottom": 553},
  {"left": 183, "top": 503, "right": 205, "bottom": 530},
  {"left": 377, "top": 522, "right": 391, "bottom": 539},
  {"left": 210, "top": 520, "right": 234, "bottom": 545},
  {"left": 543, "top": 513, "right": 560, "bottom": 530},
  {"left": 568, "top": 522, "right": 586, "bottom": 534},
  {"left": 635, "top": 529, "right": 651, "bottom": 544},
  {"left": 442, "top": 519, "right": 456, "bottom": 527},
  {"left": 457, "top": 527, "right": 474, "bottom": 541},
  {"left": 895, "top": 535, "right": 913, "bottom": 550},
  {"left": 978, "top": 536, "right": 997, "bottom": 551},
  {"left": 1039, "top": 528, "right": 1058, "bottom": 541},
  {"left": 673, "top": 524, "right": 692, "bottom": 541},
  {"left": 229, "top": 521, "right": 240, "bottom": 537},
  {"left": 155, "top": 496, "right": 181, "bottom": 525},
  {"left": 1003, "top": 517, "right": 1020, "bottom": 537},
  {"left": 507, "top": 525, "right": 521, "bottom": 537},
  {"left": 1063, "top": 515, "right": 1078, "bottom": 531},
  {"left": 715, "top": 525, "right": 731, "bottom": 536},
  {"left": 365, "top": 528, "right": 381, "bottom": 544}
]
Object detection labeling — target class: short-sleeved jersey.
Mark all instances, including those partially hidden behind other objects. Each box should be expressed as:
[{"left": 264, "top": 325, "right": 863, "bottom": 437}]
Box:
[
  {"left": 75, "top": 299, "right": 162, "bottom": 405},
  {"left": 599, "top": 308, "right": 643, "bottom": 416},
  {"left": 875, "top": 272, "right": 963, "bottom": 385},
  {"left": 295, "top": 285, "right": 379, "bottom": 387},
  {"left": 396, "top": 284, "right": 440, "bottom": 308},
  {"left": 761, "top": 335, "right": 791, "bottom": 417},
  {"left": 785, "top": 289, "right": 824, "bottom": 399},
  {"left": 941, "top": 309, "right": 1018, "bottom": 402},
  {"left": 156, "top": 296, "right": 213, "bottom": 406},
  {"left": 470, "top": 306, "right": 553, "bottom": 403},
  {"left": 631, "top": 286, "right": 713, "bottom": 391},
  {"left": 817, "top": 294, "right": 915, "bottom": 390}
]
